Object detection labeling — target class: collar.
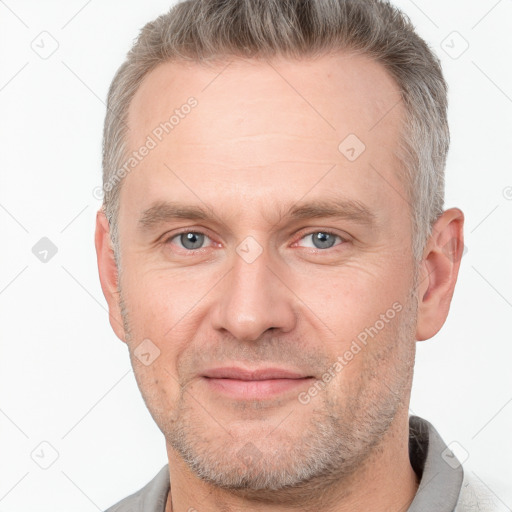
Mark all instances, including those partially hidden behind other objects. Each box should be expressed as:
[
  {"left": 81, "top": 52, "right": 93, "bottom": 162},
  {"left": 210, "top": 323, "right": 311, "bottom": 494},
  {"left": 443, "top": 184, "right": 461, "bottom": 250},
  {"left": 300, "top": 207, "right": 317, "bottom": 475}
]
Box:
[{"left": 407, "top": 415, "right": 464, "bottom": 511}]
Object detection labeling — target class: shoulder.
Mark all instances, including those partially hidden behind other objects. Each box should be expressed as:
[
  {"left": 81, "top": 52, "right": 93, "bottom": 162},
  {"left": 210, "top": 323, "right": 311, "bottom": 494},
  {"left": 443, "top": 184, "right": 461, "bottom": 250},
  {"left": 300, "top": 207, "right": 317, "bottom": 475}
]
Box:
[
  {"left": 454, "top": 469, "right": 504, "bottom": 512},
  {"left": 104, "top": 465, "right": 170, "bottom": 512}
]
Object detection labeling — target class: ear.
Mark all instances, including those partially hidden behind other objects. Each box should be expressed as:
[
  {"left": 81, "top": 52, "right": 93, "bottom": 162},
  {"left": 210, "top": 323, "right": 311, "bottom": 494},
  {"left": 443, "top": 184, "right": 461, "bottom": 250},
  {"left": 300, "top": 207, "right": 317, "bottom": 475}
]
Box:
[
  {"left": 95, "top": 208, "right": 126, "bottom": 342},
  {"left": 415, "top": 208, "right": 465, "bottom": 341}
]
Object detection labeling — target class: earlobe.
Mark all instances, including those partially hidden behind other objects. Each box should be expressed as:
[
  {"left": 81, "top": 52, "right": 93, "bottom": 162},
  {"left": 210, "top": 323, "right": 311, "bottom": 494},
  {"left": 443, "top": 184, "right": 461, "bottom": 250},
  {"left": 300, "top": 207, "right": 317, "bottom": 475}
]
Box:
[
  {"left": 415, "top": 208, "right": 465, "bottom": 341},
  {"left": 94, "top": 208, "right": 126, "bottom": 342}
]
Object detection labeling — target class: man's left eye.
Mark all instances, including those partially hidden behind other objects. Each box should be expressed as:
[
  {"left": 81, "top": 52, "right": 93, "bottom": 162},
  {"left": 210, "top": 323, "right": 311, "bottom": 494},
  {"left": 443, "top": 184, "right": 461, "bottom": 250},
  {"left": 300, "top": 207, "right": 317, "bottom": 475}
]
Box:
[{"left": 296, "top": 231, "right": 344, "bottom": 250}]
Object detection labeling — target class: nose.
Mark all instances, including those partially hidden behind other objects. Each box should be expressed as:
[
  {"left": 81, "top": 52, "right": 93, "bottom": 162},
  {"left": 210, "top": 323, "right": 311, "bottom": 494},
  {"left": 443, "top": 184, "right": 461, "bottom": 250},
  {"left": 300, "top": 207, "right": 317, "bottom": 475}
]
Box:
[{"left": 210, "top": 245, "right": 297, "bottom": 342}]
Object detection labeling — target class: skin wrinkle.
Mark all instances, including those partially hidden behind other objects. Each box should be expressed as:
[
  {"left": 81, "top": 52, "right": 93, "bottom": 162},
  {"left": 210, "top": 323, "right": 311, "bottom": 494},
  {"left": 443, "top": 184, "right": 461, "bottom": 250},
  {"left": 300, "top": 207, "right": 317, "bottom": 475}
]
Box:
[
  {"left": 136, "top": 198, "right": 378, "bottom": 240},
  {"left": 96, "top": 52, "right": 463, "bottom": 512}
]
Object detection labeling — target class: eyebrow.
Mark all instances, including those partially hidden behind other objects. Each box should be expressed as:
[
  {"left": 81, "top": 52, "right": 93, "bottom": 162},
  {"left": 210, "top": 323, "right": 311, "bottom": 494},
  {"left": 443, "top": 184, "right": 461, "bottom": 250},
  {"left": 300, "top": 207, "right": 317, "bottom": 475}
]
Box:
[{"left": 137, "top": 198, "right": 376, "bottom": 232}]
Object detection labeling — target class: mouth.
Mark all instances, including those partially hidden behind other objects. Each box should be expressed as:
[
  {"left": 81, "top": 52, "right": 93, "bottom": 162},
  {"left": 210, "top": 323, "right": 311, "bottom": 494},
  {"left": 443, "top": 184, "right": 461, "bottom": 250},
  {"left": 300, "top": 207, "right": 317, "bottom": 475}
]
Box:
[{"left": 202, "top": 367, "right": 315, "bottom": 400}]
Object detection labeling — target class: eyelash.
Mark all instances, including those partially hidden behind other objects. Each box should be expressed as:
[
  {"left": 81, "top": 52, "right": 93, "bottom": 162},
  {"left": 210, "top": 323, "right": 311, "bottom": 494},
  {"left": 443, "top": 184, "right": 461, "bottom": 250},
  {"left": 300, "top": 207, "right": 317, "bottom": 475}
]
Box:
[{"left": 164, "top": 229, "right": 346, "bottom": 253}]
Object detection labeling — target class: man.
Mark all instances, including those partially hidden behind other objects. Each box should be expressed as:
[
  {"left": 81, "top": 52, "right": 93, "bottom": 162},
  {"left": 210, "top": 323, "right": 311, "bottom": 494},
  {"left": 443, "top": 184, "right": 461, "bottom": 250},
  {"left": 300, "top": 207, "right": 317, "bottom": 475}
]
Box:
[{"left": 95, "top": 0, "right": 497, "bottom": 510}]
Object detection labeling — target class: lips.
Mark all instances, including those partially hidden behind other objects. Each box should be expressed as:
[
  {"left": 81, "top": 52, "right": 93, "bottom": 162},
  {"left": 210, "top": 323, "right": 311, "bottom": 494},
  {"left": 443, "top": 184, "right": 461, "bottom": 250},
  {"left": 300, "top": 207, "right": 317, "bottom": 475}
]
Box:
[
  {"left": 202, "top": 366, "right": 314, "bottom": 400},
  {"left": 203, "top": 367, "right": 309, "bottom": 380}
]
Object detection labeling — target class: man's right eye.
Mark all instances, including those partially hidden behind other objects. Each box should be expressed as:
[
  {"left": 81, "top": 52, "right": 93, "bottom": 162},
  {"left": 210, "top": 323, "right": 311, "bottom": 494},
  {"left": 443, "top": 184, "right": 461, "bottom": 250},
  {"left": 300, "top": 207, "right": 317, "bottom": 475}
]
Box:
[{"left": 166, "top": 231, "right": 213, "bottom": 251}]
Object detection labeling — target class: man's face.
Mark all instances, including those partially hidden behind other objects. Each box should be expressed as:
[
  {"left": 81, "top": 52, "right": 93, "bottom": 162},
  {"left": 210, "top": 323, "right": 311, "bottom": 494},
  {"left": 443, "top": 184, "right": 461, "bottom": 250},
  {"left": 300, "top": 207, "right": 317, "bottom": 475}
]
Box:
[{"left": 116, "top": 54, "right": 418, "bottom": 491}]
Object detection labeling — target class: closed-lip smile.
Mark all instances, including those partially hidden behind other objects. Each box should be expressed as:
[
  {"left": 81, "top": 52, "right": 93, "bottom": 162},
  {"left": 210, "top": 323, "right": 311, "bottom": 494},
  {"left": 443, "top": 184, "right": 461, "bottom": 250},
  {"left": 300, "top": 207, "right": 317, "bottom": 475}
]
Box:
[{"left": 202, "top": 366, "right": 314, "bottom": 399}]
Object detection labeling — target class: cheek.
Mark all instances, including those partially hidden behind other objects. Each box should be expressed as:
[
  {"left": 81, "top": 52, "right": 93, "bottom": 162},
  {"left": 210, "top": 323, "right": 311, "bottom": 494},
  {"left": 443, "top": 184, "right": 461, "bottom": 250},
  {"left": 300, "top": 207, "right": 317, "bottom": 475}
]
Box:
[
  {"left": 122, "top": 269, "right": 197, "bottom": 333},
  {"left": 293, "top": 263, "right": 407, "bottom": 340},
  {"left": 326, "top": 302, "right": 409, "bottom": 398},
  {"left": 129, "top": 355, "right": 183, "bottom": 425},
  {"left": 121, "top": 272, "right": 209, "bottom": 382}
]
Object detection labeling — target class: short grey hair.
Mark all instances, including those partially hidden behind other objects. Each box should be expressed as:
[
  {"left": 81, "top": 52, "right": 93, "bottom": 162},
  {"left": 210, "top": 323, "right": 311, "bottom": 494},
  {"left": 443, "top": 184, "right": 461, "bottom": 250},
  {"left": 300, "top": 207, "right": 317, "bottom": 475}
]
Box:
[{"left": 102, "top": 0, "right": 448, "bottom": 266}]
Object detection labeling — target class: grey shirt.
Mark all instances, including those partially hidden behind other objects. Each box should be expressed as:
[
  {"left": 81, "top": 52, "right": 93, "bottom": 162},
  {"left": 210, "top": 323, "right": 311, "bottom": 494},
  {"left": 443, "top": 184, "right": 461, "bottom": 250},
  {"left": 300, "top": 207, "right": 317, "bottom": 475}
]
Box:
[{"left": 105, "top": 415, "right": 499, "bottom": 511}]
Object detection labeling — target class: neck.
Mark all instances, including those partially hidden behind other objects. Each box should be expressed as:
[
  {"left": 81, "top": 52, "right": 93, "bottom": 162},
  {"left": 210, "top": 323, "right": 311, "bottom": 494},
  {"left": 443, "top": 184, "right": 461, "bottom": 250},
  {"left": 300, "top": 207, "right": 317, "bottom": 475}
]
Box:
[{"left": 165, "top": 410, "right": 419, "bottom": 512}]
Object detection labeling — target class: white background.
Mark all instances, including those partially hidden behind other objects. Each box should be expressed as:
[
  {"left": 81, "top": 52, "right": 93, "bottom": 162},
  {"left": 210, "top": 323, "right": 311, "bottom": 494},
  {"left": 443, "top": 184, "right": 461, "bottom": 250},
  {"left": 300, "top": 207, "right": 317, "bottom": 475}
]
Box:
[{"left": 0, "top": 0, "right": 511, "bottom": 510}]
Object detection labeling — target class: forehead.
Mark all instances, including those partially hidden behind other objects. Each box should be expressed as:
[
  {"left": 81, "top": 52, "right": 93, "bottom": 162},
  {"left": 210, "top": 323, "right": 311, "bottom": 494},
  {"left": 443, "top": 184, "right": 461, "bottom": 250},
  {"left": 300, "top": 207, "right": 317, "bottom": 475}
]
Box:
[{"left": 122, "top": 53, "right": 407, "bottom": 222}]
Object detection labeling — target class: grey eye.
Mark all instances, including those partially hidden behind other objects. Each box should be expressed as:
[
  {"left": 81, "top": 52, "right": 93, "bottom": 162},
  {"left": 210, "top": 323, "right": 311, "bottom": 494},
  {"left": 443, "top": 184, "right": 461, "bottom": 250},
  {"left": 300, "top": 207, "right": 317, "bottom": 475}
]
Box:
[
  {"left": 179, "top": 232, "right": 206, "bottom": 250},
  {"left": 311, "top": 232, "right": 337, "bottom": 249}
]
